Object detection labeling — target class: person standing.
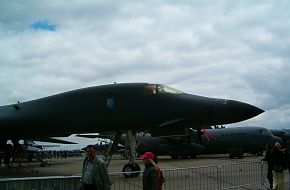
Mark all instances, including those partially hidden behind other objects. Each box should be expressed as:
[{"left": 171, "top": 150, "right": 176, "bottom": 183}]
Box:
[
  {"left": 262, "top": 144, "right": 273, "bottom": 189},
  {"left": 153, "top": 155, "right": 165, "bottom": 188},
  {"left": 4, "top": 144, "right": 12, "bottom": 168},
  {"left": 272, "top": 142, "right": 286, "bottom": 190},
  {"left": 81, "top": 145, "right": 111, "bottom": 190},
  {"left": 0, "top": 152, "right": 2, "bottom": 166},
  {"left": 197, "top": 128, "right": 204, "bottom": 145},
  {"left": 141, "top": 152, "right": 163, "bottom": 190}
]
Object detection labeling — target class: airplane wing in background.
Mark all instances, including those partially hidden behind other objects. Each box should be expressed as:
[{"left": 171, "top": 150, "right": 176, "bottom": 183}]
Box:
[
  {"left": 76, "top": 134, "right": 114, "bottom": 139},
  {"left": 32, "top": 137, "right": 77, "bottom": 144}
]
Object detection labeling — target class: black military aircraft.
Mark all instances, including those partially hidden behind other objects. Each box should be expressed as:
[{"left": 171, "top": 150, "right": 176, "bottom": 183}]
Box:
[{"left": 0, "top": 83, "right": 264, "bottom": 172}]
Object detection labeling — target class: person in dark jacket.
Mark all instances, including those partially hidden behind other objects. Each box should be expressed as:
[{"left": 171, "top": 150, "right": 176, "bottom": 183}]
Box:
[
  {"left": 153, "top": 155, "right": 165, "bottom": 188},
  {"left": 141, "top": 152, "right": 162, "bottom": 190},
  {"left": 262, "top": 144, "right": 273, "bottom": 189},
  {"left": 282, "top": 139, "right": 290, "bottom": 174},
  {"left": 271, "top": 142, "right": 286, "bottom": 190},
  {"left": 81, "top": 145, "right": 111, "bottom": 190},
  {"left": 197, "top": 128, "right": 204, "bottom": 145}
]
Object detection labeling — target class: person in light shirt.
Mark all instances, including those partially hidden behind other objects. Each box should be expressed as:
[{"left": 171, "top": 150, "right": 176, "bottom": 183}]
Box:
[{"left": 80, "top": 145, "right": 111, "bottom": 190}]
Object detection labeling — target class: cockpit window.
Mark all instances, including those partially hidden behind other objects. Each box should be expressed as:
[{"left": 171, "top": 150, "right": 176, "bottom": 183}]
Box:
[
  {"left": 259, "top": 128, "right": 273, "bottom": 137},
  {"left": 143, "top": 84, "right": 157, "bottom": 94},
  {"left": 143, "top": 84, "right": 184, "bottom": 94},
  {"left": 157, "top": 85, "right": 184, "bottom": 94},
  {"left": 259, "top": 128, "right": 267, "bottom": 134}
]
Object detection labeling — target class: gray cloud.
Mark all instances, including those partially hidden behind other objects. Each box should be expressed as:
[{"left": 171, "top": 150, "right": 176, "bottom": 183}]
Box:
[{"left": 1, "top": 0, "right": 290, "bottom": 136}]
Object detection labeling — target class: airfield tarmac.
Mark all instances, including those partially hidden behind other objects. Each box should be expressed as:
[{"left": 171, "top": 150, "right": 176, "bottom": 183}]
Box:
[
  {"left": 2, "top": 154, "right": 286, "bottom": 190},
  {"left": 0, "top": 153, "right": 264, "bottom": 177}
]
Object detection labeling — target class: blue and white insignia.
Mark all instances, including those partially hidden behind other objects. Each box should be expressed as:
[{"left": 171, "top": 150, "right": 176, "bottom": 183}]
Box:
[{"left": 107, "top": 97, "right": 116, "bottom": 109}]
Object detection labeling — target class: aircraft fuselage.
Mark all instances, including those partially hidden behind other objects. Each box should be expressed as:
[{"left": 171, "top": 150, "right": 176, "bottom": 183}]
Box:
[{"left": 0, "top": 83, "right": 264, "bottom": 139}]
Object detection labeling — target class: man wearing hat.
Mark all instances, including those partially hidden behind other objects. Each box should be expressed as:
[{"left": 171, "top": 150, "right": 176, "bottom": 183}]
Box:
[{"left": 140, "top": 152, "right": 162, "bottom": 190}]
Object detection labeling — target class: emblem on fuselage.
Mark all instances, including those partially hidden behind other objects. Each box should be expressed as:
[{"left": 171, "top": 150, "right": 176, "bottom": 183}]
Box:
[{"left": 107, "top": 97, "right": 116, "bottom": 109}]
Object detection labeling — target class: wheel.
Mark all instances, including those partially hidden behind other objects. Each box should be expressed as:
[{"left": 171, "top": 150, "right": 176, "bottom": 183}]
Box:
[
  {"left": 133, "top": 164, "right": 141, "bottom": 177},
  {"left": 256, "top": 150, "right": 263, "bottom": 156},
  {"left": 122, "top": 164, "right": 134, "bottom": 178},
  {"left": 122, "top": 163, "right": 140, "bottom": 178}
]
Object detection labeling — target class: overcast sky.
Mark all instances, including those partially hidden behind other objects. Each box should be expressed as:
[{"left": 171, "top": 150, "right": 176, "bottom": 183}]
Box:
[{"left": 1, "top": 1, "right": 290, "bottom": 149}]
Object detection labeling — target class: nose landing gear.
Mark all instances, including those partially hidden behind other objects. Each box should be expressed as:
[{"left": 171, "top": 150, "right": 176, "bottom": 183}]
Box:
[{"left": 105, "top": 130, "right": 141, "bottom": 178}]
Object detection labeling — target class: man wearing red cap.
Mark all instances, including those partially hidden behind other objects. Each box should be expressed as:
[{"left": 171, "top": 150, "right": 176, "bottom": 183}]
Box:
[{"left": 140, "top": 152, "right": 163, "bottom": 190}]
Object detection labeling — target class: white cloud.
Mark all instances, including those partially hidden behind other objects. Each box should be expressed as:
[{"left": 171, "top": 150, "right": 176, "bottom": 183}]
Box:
[{"left": 0, "top": 0, "right": 290, "bottom": 149}]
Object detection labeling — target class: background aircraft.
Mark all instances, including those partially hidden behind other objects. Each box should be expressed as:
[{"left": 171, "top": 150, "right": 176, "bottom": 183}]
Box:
[
  {"left": 269, "top": 129, "right": 290, "bottom": 145},
  {"left": 0, "top": 83, "right": 264, "bottom": 172},
  {"left": 0, "top": 139, "right": 72, "bottom": 170},
  {"left": 197, "top": 126, "right": 281, "bottom": 158},
  {"left": 87, "top": 126, "right": 279, "bottom": 159}
]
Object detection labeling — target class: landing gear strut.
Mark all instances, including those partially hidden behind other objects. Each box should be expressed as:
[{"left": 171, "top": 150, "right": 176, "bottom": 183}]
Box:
[
  {"left": 105, "top": 130, "right": 141, "bottom": 178},
  {"left": 105, "top": 130, "right": 122, "bottom": 166},
  {"left": 122, "top": 130, "right": 141, "bottom": 177}
]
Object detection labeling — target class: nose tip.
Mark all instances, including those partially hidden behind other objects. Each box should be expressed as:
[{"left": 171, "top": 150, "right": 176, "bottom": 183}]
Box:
[
  {"left": 229, "top": 100, "right": 264, "bottom": 122},
  {"left": 209, "top": 99, "right": 265, "bottom": 125},
  {"left": 246, "top": 104, "right": 264, "bottom": 118},
  {"left": 187, "top": 95, "right": 265, "bottom": 126}
]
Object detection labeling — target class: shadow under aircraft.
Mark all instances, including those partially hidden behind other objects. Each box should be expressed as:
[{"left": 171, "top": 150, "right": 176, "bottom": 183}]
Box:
[{"left": 0, "top": 83, "right": 264, "bottom": 172}]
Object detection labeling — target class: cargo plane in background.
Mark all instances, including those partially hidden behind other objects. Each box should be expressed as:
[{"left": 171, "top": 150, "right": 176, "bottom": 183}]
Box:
[
  {"left": 79, "top": 126, "right": 280, "bottom": 163},
  {"left": 0, "top": 83, "right": 264, "bottom": 172},
  {"left": 119, "top": 126, "right": 280, "bottom": 159}
]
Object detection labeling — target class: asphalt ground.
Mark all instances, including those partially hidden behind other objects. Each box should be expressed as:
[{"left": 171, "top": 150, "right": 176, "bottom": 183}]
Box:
[
  {"left": 0, "top": 153, "right": 264, "bottom": 177},
  {"left": 1, "top": 154, "right": 288, "bottom": 190}
]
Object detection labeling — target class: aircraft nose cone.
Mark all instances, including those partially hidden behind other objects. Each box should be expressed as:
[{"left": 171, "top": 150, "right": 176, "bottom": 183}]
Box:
[
  {"left": 220, "top": 100, "right": 264, "bottom": 124},
  {"left": 232, "top": 100, "right": 264, "bottom": 121},
  {"left": 204, "top": 99, "right": 264, "bottom": 125}
]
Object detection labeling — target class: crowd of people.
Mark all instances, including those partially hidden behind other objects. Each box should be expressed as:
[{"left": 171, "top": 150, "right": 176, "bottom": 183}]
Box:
[
  {"left": 262, "top": 141, "right": 290, "bottom": 190},
  {"left": 80, "top": 139, "right": 290, "bottom": 190},
  {"left": 3, "top": 141, "right": 287, "bottom": 190},
  {"left": 80, "top": 144, "right": 164, "bottom": 190},
  {"left": 80, "top": 140, "right": 290, "bottom": 190}
]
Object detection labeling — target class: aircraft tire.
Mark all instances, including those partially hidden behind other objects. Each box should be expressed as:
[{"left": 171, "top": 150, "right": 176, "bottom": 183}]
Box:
[
  {"left": 256, "top": 150, "right": 263, "bottom": 156},
  {"left": 133, "top": 164, "right": 141, "bottom": 177},
  {"left": 122, "top": 164, "right": 140, "bottom": 178},
  {"left": 229, "top": 153, "right": 235, "bottom": 159}
]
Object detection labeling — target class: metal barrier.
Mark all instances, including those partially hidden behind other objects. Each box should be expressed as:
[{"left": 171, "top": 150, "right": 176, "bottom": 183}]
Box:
[
  {"left": 0, "top": 176, "right": 81, "bottom": 190},
  {"left": 0, "top": 161, "right": 280, "bottom": 190},
  {"left": 110, "top": 161, "right": 269, "bottom": 190},
  {"left": 218, "top": 162, "right": 266, "bottom": 190}
]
